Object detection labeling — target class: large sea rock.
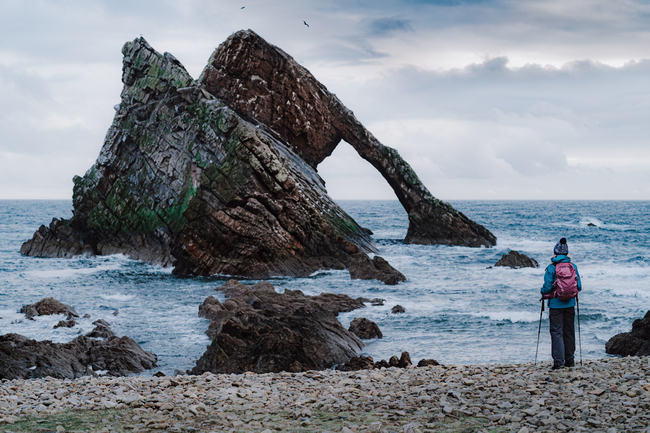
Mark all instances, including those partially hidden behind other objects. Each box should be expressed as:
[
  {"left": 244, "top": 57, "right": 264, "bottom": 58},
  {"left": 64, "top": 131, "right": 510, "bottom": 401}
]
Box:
[
  {"left": 191, "top": 280, "right": 366, "bottom": 374},
  {"left": 605, "top": 310, "right": 650, "bottom": 357},
  {"left": 0, "top": 333, "right": 157, "bottom": 380},
  {"left": 21, "top": 30, "right": 495, "bottom": 282}
]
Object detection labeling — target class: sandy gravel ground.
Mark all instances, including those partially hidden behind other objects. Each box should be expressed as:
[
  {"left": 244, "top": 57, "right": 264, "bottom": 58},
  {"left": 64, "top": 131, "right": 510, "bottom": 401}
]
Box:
[{"left": 1, "top": 357, "right": 649, "bottom": 432}]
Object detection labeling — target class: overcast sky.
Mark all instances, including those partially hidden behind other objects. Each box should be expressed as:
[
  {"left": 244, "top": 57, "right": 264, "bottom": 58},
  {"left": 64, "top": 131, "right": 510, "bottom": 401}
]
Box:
[{"left": 1, "top": 0, "right": 649, "bottom": 200}]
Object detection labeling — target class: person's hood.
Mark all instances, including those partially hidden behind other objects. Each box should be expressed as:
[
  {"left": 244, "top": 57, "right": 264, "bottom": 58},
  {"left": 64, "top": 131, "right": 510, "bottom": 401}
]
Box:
[{"left": 551, "top": 255, "right": 571, "bottom": 264}]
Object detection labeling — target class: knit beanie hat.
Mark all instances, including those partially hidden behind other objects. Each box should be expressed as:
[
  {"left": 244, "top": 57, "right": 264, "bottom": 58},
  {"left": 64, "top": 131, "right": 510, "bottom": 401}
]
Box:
[{"left": 553, "top": 237, "right": 568, "bottom": 256}]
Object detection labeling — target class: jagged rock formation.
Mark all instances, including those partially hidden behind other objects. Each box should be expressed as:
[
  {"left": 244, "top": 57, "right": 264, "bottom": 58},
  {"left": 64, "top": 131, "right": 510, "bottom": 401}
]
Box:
[
  {"left": 338, "top": 351, "right": 412, "bottom": 371},
  {"left": 21, "top": 37, "right": 398, "bottom": 283},
  {"left": 0, "top": 333, "right": 157, "bottom": 380},
  {"left": 494, "top": 251, "right": 539, "bottom": 269},
  {"left": 606, "top": 311, "right": 650, "bottom": 357},
  {"left": 21, "top": 30, "right": 495, "bottom": 282},
  {"left": 200, "top": 30, "right": 496, "bottom": 247},
  {"left": 191, "top": 280, "right": 365, "bottom": 374}
]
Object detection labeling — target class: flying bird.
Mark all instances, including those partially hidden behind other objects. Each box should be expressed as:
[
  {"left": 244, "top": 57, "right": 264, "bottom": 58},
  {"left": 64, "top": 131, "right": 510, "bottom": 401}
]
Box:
[
  {"left": 303, "top": 20, "right": 309, "bottom": 27},
  {"left": 241, "top": 6, "right": 245, "bottom": 9}
]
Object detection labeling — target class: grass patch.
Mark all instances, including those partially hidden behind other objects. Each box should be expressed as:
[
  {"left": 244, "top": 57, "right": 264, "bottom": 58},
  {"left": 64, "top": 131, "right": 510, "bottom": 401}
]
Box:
[{"left": 1, "top": 407, "right": 511, "bottom": 433}]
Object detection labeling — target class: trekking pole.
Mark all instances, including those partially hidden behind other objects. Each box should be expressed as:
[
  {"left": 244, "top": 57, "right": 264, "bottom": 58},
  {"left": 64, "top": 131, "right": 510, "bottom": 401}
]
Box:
[
  {"left": 534, "top": 298, "right": 544, "bottom": 366},
  {"left": 576, "top": 295, "right": 583, "bottom": 366}
]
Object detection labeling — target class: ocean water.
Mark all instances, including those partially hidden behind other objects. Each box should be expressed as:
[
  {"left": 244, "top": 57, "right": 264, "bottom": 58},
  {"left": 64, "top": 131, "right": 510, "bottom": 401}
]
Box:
[{"left": 1, "top": 199, "right": 648, "bottom": 375}]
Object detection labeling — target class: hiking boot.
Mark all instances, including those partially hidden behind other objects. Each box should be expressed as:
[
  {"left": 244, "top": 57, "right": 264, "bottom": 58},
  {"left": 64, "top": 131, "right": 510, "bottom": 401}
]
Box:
[
  {"left": 565, "top": 361, "right": 575, "bottom": 368},
  {"left": 551, "top": 363, "right": 564, "bottom": 370}
]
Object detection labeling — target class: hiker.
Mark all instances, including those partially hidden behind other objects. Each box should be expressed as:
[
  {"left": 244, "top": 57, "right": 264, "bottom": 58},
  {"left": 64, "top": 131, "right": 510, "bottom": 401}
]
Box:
[{"left": 541, "top": 237, "right": 582, "bottom": 370}]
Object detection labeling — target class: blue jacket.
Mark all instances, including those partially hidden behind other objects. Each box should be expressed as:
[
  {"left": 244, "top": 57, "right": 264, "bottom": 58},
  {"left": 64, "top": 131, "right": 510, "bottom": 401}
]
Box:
[{"left": 541, "top": 255, "right": 582, "bottom": 308}]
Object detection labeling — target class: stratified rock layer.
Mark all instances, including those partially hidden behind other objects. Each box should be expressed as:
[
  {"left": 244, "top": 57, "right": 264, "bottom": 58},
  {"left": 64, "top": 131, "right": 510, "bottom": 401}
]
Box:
[
  {"left": 606, "top": 311, "right": 650, "bottom": 357},
  {"left": 20, "top": 37, "right": 401, "bottom": 283},
  {"left": 21, "top": 29, "right": 496, "bottom": 283},
  {"left": 0, "top": 333, "right": 157, "bottom": 380},
  {"left": 200, "top": 30, "right": 496, "bottom": 247},
  {"left": 191, "top": 280, "right": 365, "bottom": 374}
]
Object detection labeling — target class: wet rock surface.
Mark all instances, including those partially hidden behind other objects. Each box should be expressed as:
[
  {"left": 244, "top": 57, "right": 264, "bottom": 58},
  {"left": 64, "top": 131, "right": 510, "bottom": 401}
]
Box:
[
  {"left": 606, "top": 310, "right": 650, "bottom": 356},
  {"left": 191, "top": 280, "right": 367, "bottom": 375},
  {"left": 348, "top": 317, "right": 383, "bottom": 339},
  {"left": 392, "top": 305, "right": 406, "bottom": 314},
  {"left": 202, "top": 29, "right": 496, "bottom": 248},
  {"left": 85, "top": 320, "right": 117, "bottom": 339},
  {"left": 347, "top": 254, "right": 406, "bottom": 285},
  {"left": 0, "top": 333, "right": 157, "bottom": 380},
  {"left": 20, "top": 297, "right": 79, "bottom": 320},
  {"left": 340, "top": 351, "right": 412, "bottom": 371},
  {"left": 22, "top": 30, "right": 496, "bottom": 284},
  {"left": 0, "top": 357, "right": 648, "bottom": 432},
  {"left": 495, "top": 251, "right": 539, "bottom": 269}
]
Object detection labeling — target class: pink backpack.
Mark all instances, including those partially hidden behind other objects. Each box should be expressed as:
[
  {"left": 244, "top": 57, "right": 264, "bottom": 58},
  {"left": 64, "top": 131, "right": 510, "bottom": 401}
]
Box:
[{"left": 552, "top": 262, "right": 579, "bottom": 300}]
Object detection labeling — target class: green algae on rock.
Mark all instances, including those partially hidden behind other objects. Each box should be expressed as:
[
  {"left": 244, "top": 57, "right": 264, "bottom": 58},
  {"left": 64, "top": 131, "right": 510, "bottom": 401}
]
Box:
[
  {"left": 20, "top": 36, "right": 404, "bottom": 284},
  {"left": 201, "top": 29, "right": 496, "bottom": 247}
]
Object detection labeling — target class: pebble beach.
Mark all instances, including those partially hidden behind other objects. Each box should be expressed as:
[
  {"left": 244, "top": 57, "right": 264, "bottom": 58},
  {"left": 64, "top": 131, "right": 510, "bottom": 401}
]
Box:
[{"left": 1, "top": 357, "right": 649, "bottom": 433}]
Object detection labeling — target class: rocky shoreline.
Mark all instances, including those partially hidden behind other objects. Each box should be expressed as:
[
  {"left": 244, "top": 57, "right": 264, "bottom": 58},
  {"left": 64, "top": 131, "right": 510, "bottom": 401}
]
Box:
[{"left": 1, "top": 357, "right": 649, "bottom": 432}]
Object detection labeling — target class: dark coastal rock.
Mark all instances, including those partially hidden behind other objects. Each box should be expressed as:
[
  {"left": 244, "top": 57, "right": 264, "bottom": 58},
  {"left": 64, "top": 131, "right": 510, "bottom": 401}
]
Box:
[
  {"left": 494, "top": 250, "right": 539, "bottom": 269},
  {"left": 338, "top": 355, "right": 376, "bottom": 372},
  {"left": 339, "top": 351, "right": 412, "bottom": 371},
  {"left": 202, "top": 30, "right": 496, "bottom": 248},
  {"left": 587, "top": 223, "right": 596, "bottom": 227},
  {"left": 348, "top": 254, "right": 406, "bottom": 285},
  {"left": 605, "top": 311, "right": 650, "bottom": 357},
  {"left": 22, "top": 30, "right": 496, "bottom": 284},
  {"left": 0, "top": 333, "right": 157, "bottom": 380},
  {"left": 191, "top": 280, "right": 365, "bottom": 374},
  {"left": 349, "top": 318, "right": 383, "bottom": 339},
  {"left": 391, "top": 305, "right": 406, "bottom": 314},
  {"left": 357, "top": 298, "right": 385, "bottom": 306},
  {"left": 86, "top": 322, "right": 117, "bottom": 339},
  {"left": 417, "top": 358, "right": 440, "bottom": 367},
  {"left": 20, "top": 297, "right": 79, "bottom": 320},
  {"left": 54, "top": 320, "right": 77, "bottom": 329}
]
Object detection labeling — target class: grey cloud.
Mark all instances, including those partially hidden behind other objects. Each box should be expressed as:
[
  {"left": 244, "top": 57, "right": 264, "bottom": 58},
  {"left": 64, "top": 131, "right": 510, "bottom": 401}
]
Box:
[
  {"left": 303, "top": 42, "right": 388, "bottom": 65},
  {"left": 368, "top": 17, "right": 414, "bottom": 36}
]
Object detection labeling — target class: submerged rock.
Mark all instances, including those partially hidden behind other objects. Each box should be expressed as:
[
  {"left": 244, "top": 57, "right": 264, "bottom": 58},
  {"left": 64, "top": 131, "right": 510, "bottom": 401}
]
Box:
[
  {"left": 53, "top": 319, "right": 77, "bottom": 329},
  {"left": 20, "top": 297, "right": 79, "bottom": 320},
  {"left": 606, "top": 310, "right": 650, "bottom": 357},
  {"left": 494, "top": 250, "right": 539, "bottom": 269},
  {"left": 349, "top": 317, "right": 383, "bottom": 339},
  {"left": 0, "top": 333, "right": 157, "bottom": 380},
  {"left": 191, "top": 280, "right": 365, "bottom": 374}
]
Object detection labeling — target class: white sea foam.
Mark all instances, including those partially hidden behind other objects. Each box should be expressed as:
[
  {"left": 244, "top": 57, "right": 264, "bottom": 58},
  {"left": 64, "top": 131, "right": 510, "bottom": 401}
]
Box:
[
  {"left": 470, "top": 311, "right": 539, "bottom": 323},
  {"left": 26, "top": 263, "right": 122, "bottom": 279},
  {"left": 99, "top": 293, "right": 136, "bottom": 301},
  {"left": 579, "top": 217, "right": 603, "bottom": 227}
]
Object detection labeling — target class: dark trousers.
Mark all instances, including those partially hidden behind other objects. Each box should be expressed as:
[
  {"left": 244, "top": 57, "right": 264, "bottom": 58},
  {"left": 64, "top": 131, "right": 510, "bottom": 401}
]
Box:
[{"left": 549, "top": 307, "right": 575, "bottom": 366}]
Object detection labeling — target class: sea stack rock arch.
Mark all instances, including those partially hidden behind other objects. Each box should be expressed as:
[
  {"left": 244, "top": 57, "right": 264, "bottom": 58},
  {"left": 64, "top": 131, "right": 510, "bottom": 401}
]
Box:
[
  {"left": 21, "top": 30, "right": 494, "bottom": 282},
  {"left": 200, "top": 30, "right": 496, "bottom": 247}
]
